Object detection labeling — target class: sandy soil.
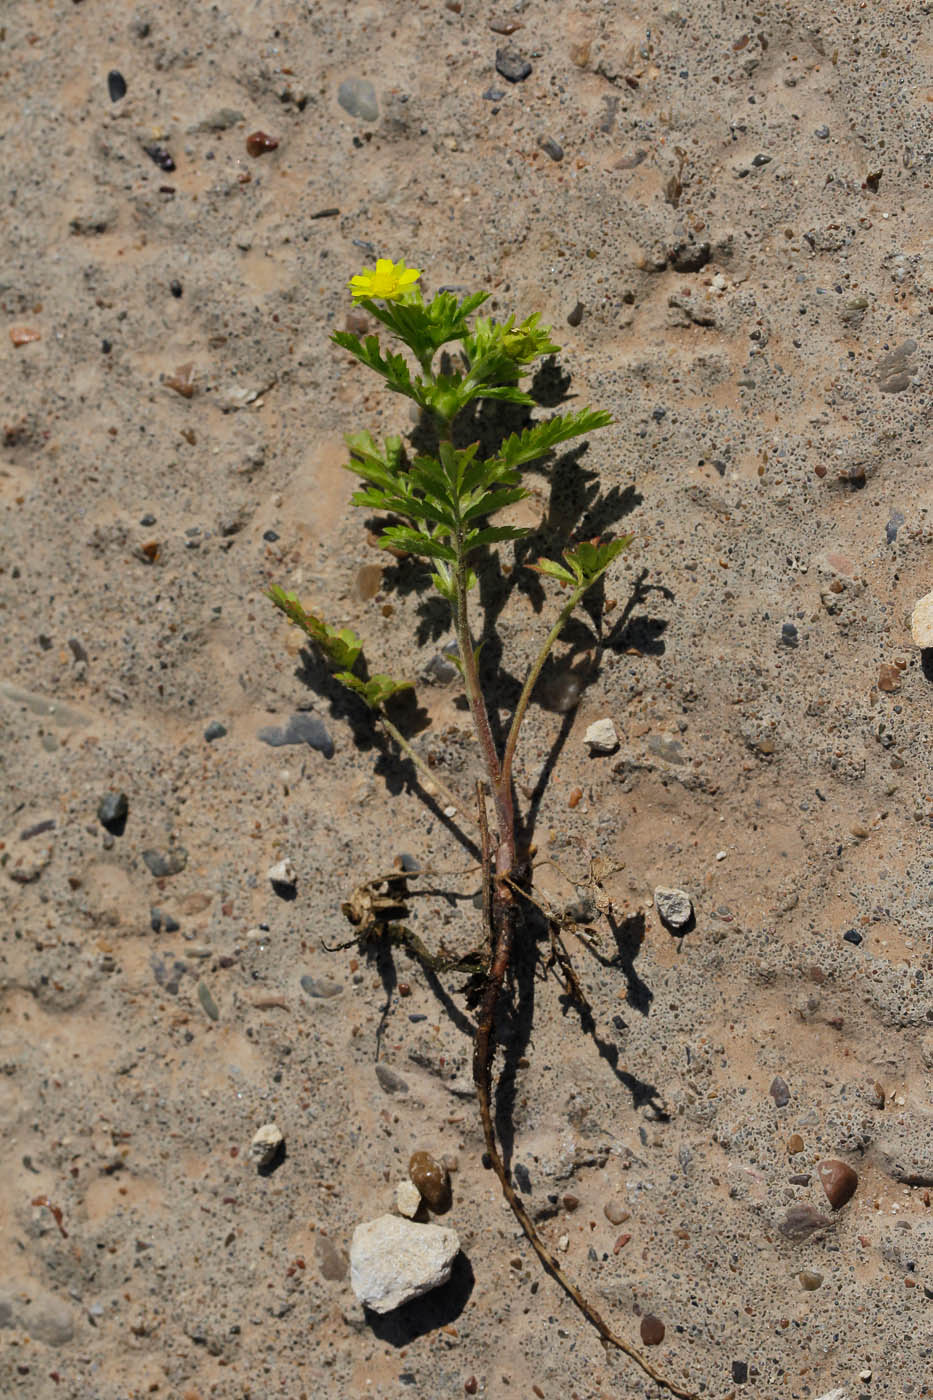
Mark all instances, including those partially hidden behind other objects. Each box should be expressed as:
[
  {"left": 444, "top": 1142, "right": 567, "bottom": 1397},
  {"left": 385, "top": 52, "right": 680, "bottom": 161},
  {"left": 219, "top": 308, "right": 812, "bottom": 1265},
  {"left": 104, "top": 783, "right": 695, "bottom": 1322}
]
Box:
[{"left": 2, "top": 1, "right": 932, "bottom": 1397}]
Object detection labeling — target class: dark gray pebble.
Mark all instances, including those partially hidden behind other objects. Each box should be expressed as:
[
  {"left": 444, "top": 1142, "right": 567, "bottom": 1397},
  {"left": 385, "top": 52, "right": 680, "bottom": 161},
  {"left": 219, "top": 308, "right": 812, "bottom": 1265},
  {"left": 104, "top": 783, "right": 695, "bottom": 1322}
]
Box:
[
  {"left": 789, "top": 1173, "right": 812, "bottom": 1186},
  {"left": 20, "top": 818, "right": 56, "bottom": 840},
  {"left": 538, "top": 136, "right": 564, "bottom": 162},
  {"left": 169, "top": 279, "right": 183, "bottom": 298},
  {"left": 263, "top": 529, "right": 280, "bottom": 542},
  {"left": 483, "top": 87, "right": 505, "bottom": 100},
  {"left": 495, "top": 47, "right": 532, "bottom": 82},
  {"left": 778, "top": 1203, "right": 833, "bottom": 1240},
  {"left": 780, "top": 622, "right": 798, "bottom": 647},
  {"left": 751, "top": 153, "right": 771, "bottom": 167},
  {"left": 422, "top": 652, "right": 458, "bottom": 685},
  {"left": 300, "top": 974, "right": 343, "bottom": 999},
  {"left": 769, "top": 1075, "right": 790, "bottom": 1107},
  {"left": 144, "top": 144, "right": 176, "bottom": 172},
  {"left": 142, "top": 847, "right": 188, "bottom": 878},
  {"left": 98, "top": 792, "right": 128, "bottom": 832},
  {"left": 197, "top": 982, "right": 219, "bottom": 1021},
  {"left": 732, "top": 1361, "right": 749, "bottom": 1384},
  {"left": 843, "top": 928, "right": 863, "bottom": 946},
  {"left": 567, "top": 301, "right": 584, "bottom": 327},
  {"left": 203, "top": 720, "right": 227, "bottom": 742},
  {"left": 886, "top": 510, "right": 905, "bottom": 543},
  {"left": 257, "top": 713, "right": 334, "bottom": 757},
  {"left": 375, "top": 1064, "right": 409, "bottom": 1095},
  {"left": 513, "top": 1162, "right": 532, "bottom": 1193},
  {"left": 107, "top": 70, "right": 127, "bottom": 102},
  {"left": 150, "top": 907, "right": 180, "bottom": 933},
  {"left": 337, "top": 77, "right": 378, "bottom": 122}
]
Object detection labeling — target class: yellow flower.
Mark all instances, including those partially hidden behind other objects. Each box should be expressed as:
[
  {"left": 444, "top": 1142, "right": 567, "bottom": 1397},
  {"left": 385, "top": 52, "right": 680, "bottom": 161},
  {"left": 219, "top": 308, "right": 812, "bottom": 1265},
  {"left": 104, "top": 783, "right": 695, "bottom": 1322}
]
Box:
[{"left": 348, "top": 258, "right": 421, "bottom": 302}]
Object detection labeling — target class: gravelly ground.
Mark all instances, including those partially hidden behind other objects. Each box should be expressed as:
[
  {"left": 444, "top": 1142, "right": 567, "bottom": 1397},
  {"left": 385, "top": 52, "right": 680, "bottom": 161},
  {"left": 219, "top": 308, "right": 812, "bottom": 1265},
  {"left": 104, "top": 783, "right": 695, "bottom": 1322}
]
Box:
[{"left": 2, "top": 1, "right": 932, "bottom": 1397}]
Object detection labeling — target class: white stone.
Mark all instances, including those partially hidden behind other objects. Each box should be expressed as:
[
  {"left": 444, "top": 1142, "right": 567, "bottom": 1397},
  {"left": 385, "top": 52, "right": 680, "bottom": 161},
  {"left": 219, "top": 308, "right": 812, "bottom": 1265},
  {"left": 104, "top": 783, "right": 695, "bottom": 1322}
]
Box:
[
  {"left": 249, "top": 1122, "right": 284, "bottom": 1167},
  {"left": 350, "top": 1214, "right": 460, "bottom": 1313},
  {"left": 814, "top": 1390, "right": 849, "bottom": 1400},
  {"left": 911, "top": 589, "right": 933, "bottom": 648},
  {"left": 654, "top": 886, "right": 693, "bottom": 930},
  {"left": 583, "top": 717, "right": 619, "bottom": 754},
  {"left": 395, "top": 1180, "right": 422, "bottom": 1219},
  {"left": 267, "top": 858, "right": 296, "bottom": 888}
]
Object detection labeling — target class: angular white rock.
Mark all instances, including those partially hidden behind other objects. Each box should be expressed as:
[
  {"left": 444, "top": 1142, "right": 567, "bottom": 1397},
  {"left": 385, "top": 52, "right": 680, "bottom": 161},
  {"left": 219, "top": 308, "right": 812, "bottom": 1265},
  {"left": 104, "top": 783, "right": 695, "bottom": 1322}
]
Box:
[
  {"left": 911, "top": 590, "right": 933, "bottom": 648},
  {"left": 267, "top": 858, "right": 296, "bottom": 888},
  {"left": 814, "top": 1391, "right": 849, "bottom": 1400},
  {"left": 249, "top": 1122, "right": 284, "bottom": 1167},
  {"left": 654, "top": 886, "right": 693, "bottom": 930},
  {"left": 350, "top": 1214, "right": 460, "bottom": 1313},
  {"left": 583, "top": 717, "right": 619, "bottom": 754},
  {"left": 395, "top": 1179, "right": 422, "bottom": 1219}
]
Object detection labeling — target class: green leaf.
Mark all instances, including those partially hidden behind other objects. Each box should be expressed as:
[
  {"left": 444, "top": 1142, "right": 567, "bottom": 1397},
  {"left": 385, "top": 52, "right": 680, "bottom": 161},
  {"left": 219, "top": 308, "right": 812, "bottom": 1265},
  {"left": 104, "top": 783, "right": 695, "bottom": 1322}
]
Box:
[
  {"left": 460, "top": 484, "right": 529, "bottom": 522},
  {"left": 496, "top": 407, "right": 613, "bottom": 472},
  {"left": 564, "top": 535, "right": 633, "bottom": 585},
  {"left": 267, "top": 588, "right": 364, "bottom": 670},
  {"left": 465, "top": 383, "right": 535, "bottom": 407},
  {"left": 331, "top": 331, "right": 424, "bottom": 405},
  {"left": 529, "top": 558, "right": 577, "bottom": 586},
  {"left": 464, "top": 524, "right": 531, "bottom": 552},
  {"left": 378, "top": 526, "right": 457, "bottom": 562},
  {"left": 336, "top": 671, "right": 413, "bottom": 710}
]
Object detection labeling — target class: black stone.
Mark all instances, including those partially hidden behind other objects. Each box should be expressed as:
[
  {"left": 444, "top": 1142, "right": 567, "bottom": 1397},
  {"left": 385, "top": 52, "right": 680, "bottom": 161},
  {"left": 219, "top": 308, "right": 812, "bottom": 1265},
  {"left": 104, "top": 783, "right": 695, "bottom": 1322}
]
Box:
[
  {"left": 495, "top": 47, "right": 532, "bottom": 82},
  {"left": 203, "top": 720, "right": 227, "bottom": 742},
  {"left": 144, "top": 144, "right": 176, "bottom": 172},
  {"left": 843, "top": 928, "right": 863, "bottom": 946},
  {"left": 107, "top": 70, "right": 127, "bottom": 102},
  {"left": 751, "top": 153, "right": 771, "bottom": 166},
  {"left": 98, "top": 792, "right": 129, "bottom": 834},
  {"left": 567, "top": 300, "right": 584, "bottom": 327},
  {"left": 781, "top": 622, "right": 798, "bottom": 646},
  {"left": 538, "top": 136, "right": 563, "bottom": 162},
  {"left": 732, "top": 1360, "right": 748, "bottom": 1384},
  {"left": 169, "top": 279, "right": 183, "bottom": 298},
  {"left": 139, "top": 512, "right": 156, "bottom": 526}
]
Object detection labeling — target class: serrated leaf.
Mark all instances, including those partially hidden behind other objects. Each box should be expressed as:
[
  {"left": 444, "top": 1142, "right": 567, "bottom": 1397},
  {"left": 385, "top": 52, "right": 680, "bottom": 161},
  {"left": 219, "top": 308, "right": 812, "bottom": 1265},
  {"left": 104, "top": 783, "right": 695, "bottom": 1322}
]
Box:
[
  {"left": 267, "top": 588, "right": 364, "bottom": 670},
  {"left": 336, "top": 671, "right": 413, "bottom": 709},
  {"left": 460, "top": 484, "right": 530, "bottom": 522},
  {"left": 497, "top": 407, "right": 613, "bottom": 472},
  {"left": 529, "top": 558, "right": 577, "bottom": 585},
  {"left": 464, "top": 524, "right": 531, "bottom": 552},
  {"left": 378, "top": 526, "right": 457, "bottom": 561},
  {"left": 467, "top": 384, "right": 535, "bottom": 406}
]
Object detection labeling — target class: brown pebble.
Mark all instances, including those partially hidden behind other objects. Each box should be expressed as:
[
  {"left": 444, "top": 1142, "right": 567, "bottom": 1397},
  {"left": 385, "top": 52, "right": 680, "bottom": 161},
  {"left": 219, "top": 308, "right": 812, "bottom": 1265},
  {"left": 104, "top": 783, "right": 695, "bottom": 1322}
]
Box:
[
  {"left": 814, "top": 463, "right": 827, "bottom": 478},
  {"left": 818, "top": 1158, "right": 858, "bottom": 1210},
  {"left": 398, "top": 983, "right": 411, "bottom": 998},
  {"left": 779, "top": 1204, "right": 833, "bottom": 1240},
  {"left": 164, "top": 362, "right": 196, "bottom": 398},
  {"left": 562, "top": 1194, "right": 579, "bottom": 1212},
  {"left": 799, "top": 1270, "right": 823, "bottom": 1290},
  {"left": 878, "top": 663, "right": 901, "bottom": 692},
  {"left": 10, "top": 326, "right": 42, "bottom": 346},
  {"left": 786, "top": 1133, "right": 804, "bottom": 1155},
  {"left": 612, "top": 1232, "right": 631, "bottom": 1254},
  {"left": 246, "top": 130, "right": 278, "bottom": 157},
  {"left": 139, "top": 541, "right": 160, "bottom": 563},
  {"left": 353, "top": 563, "right": 383, "bottom": 601},
  {"left": 640, "top": 1314, "right": 665, "bottom": 1346},
  {"left": 409, "top": 1150, "right": 451, "bottom": 1213},
  {"left": 603, "top": 1200, "right": 630, "bottom": 1225},
  {"left": 464, "top": 1379, "right": 477, "bottom": 1395},
  {"left": 568, "top": 787, "right": 583, "bottom": 809}
]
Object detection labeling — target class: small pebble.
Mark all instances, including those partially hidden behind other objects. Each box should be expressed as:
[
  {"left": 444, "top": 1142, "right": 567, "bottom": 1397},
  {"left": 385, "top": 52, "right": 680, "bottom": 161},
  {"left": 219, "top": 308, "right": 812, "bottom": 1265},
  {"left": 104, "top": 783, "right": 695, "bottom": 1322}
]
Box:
[
  {"left": 257, "top": 713, "right": 334, "bottom": 756},
  {"left": 603, "top": 1200, "right": 630, "bottom": 1225},
  {"left": 769, "top": 1075, "right": 790, "bottom": 1107},
  {"left": 818, "top": 1158, "right": 858, "bottom": 1210},
  {"left": 203, "top": 720, "right": 227, "bottom": 742},
  {"left": 249, "top": 1122, "right": 284, "bottom": 1168},
  {"left": 567, "top": 300, "right": 584, "bottom": 327},
  {"left": 396, "top": 1180, "right": 422, "bottom": 1219},
  {"left": 779, "top": 1203, "right": 833, "bottom": 1240},
  {"left": 142, "top": 847, "right": 187, "bottom": 877},
  {"left": 799, "top": 1269, "right": 823, "bottom": 1290},
  {"left": 843, "top": 928, "right": 862, "bottom": 946},
  {"left": 337, "top": 77, "right": 379, "bottom": 122},
  {"left": 910, "top": 589, "right": 933, "bottom": 648},
  {"left": 409, "top": 1151, "right": 451, "bottom": 1212},
  {"left": 144, "top": 144, "right": 176, "bottom": 172},
  {"left": 267, "top": 858, "right": 296, "bottom": 889},
  {"left": 814, "top": 125, "right": 830, "bottom": 139},
  {"left": 149, "top": 908, "right": 180, "bottom": 934},
  {"left": 97, "top": 791, "right": 128, "bottom": 832},
  {"left": 495, "top": 47, "right": 532, "bottom": 82},
  {"left": 654, "top": 886, "right": 693, "bottom": 931},
  {"left": 107, "top": 70, "right": 127, "bottom": 102},
  {"left": 300, "top": 974, "right": 343, "bottom": 999},
  {"left": 246, "top": 131, "right": 278, "bottom": 157},
  {"left": 732, "top": 1361, "right": 749, "bottom": 1384},
  {"left": 197, "top": 981, "right": 219, "bottom": 1021},
  {"left": 538, "top": 136, "right": 563, "bottom": 162},
  {"left": 375, "top": 1064, "right": 409, "bottom": 1095},
  {"left": 584, "top": 717, "right": 619, "bottom": 754},
  {"left": 786, "top": 1134, "right": 804, "bottom": 1155},
  {"left": 640, "top": 1314, "right": 665, "bottom": 1346},
  {"left": 780, "top": 622, "right": 798, "bottom": 647}
]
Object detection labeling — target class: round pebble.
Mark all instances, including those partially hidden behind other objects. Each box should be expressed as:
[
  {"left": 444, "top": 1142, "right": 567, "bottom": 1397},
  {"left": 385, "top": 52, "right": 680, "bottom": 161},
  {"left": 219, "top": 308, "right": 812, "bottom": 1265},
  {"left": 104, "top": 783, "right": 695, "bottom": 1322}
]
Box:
[
  {"left": 337, "top": 77, "right": 379, "bottom": 122},
  {"left": 640, "top": 1314, "right": 665, "bottom": 1346},
  {"left": 769, "top": 1075, "right": 791, "bottom": 1107},
  {"left": 246, "top": 131, "right": 279, "bottom": 157},
  {"left": 409, "top": 1151, "right": 451, "bottom": 1213},
  {"left": 817, "top": 1158, "right": 858, "bottom": 1210},
  {"left": 786, "top": 1133, "right": 804, "bottom": 1155},
  {"left": 799, "top": 1270, "right": 823, "bottom": 1290},
  {"left": 603, "top": 1199, "right": 630, "bottom": 1225}
]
